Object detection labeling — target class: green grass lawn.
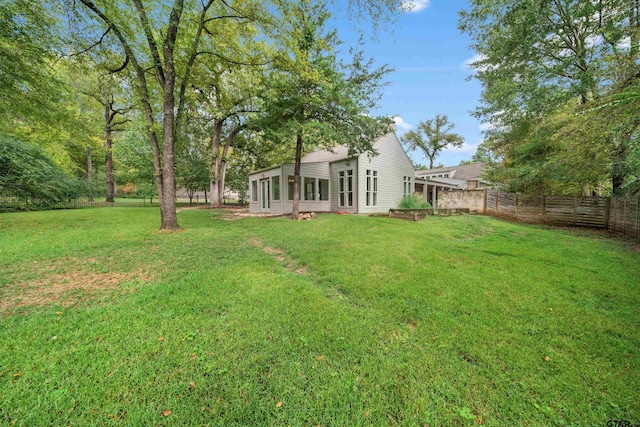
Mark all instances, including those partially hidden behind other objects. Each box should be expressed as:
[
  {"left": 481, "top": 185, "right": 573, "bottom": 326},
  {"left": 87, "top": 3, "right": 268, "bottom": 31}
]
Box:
[{"left": 0, "top": 209, "right": 638, "bottom": 426}]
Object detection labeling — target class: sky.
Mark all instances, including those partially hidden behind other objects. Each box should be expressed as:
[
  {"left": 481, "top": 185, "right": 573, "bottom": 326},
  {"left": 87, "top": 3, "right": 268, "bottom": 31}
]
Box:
[{"left": 331, "top": 0, "right": 484, "bottom": 168}]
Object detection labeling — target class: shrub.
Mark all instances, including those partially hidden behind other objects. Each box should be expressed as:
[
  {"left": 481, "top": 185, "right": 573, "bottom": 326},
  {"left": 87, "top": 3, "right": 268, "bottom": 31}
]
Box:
[
  {"left": 0, "top": 137, "right": 82, "bottom": 203},
  {"left": 398, "top": 194, "right": 431, "bottom": 209}
]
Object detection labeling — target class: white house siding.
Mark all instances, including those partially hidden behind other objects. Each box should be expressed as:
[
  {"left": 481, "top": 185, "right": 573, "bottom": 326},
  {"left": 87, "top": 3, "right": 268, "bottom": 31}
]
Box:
[
  {"left": 281, "top": 163, "right": 331, "bottom": 214},
  {"left": 329, "top": 160, "right": 359, "bottom": 213},
  {"left": 357, "top": 133, "right": 415, "bottom": 214},
  {"left": 248, "top": 166, "right": 284, "bottom": 214}
]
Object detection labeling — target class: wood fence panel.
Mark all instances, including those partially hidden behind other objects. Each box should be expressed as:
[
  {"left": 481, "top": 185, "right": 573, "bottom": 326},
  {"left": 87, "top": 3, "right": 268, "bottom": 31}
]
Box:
[
  {"left": 517, "top": 194, "right": 544, "bottom": 223},
  {"left": 629, "top": 195, "right": 640, "bottom": 238},
  {"left": 611, "top": 195, "right": 640, "bottom": 238},
  {"left": 486, "top": 189, "right": 497, "bottom": 215},
  {"left": 575, "top": 197, "right": 608, "bottom": 227},
  {"left": 459, "top": 190, "right": 638, "bottom": 241},
  {"left": 609, "top": 198, "right": 625, "bottom": 233},
  {"left": 497, "top": 191, "right": 517, "bottom": 218},
  {"left": 545, "top": 196, "right": 577, "bottom": 225}
]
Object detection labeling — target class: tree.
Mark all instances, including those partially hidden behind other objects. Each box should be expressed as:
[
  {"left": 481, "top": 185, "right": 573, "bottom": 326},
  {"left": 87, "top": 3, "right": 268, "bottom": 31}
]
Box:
[
  {"left": 225, "top": 156, "right": 250, "bottom": 204},
  {"left": 401, "top": 114, "right": 464, "bottom": 169},
  {"left": 258, "top": 0, "right": 391, "bottom": 218},
  {"left": 65, "top": 0, "right": 265, "bottom": 229},
  {"left": 176, "top": 135, "right": 210, "bottom": 204},
  {"left": 0, "top": 2, "right": 64, "bottom": 131},
  {"left": 0, "top": 137, "right": 82, "bottom": 205},
  {"left": 73, "top": 70, "right": 132, "bottom": 203},
  {"left": 460, "top": 0, "right": 640, "bottom": 195}
]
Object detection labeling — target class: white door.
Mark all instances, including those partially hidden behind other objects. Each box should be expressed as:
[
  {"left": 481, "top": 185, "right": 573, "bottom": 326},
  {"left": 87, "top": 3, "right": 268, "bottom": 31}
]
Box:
[{"left": 260, "top": 179, "right": 270, "bottom": 212}]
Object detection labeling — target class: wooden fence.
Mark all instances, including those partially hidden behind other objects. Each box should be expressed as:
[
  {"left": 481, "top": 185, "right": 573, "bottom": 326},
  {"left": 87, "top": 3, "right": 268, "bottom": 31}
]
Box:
[
  {"left": 608, "top": 195, "right": 640, "bottom": 239},
  {"left": 439, "top": 189, "right": 639, "bottom": 240},
  {"left": 484, "top": 190, "right": 610, "bottom": 227}
]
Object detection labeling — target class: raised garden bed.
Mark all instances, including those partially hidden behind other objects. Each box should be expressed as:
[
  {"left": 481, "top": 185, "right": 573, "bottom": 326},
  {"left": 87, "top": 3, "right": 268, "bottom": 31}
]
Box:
[{"left": 389, "top": 208, "right": 470, "bottom": 221}]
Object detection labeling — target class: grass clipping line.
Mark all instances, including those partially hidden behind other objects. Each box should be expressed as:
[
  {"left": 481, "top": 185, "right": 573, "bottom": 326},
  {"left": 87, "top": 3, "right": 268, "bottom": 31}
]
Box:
[{"left": 1, "top": 268, "right": 150, "bottom": 311}]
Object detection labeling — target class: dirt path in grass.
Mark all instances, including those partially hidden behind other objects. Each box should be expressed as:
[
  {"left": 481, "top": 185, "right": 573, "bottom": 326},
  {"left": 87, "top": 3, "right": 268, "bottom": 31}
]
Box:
[{"left": 247, "top": 237, "right": 308, "bottom": 275}]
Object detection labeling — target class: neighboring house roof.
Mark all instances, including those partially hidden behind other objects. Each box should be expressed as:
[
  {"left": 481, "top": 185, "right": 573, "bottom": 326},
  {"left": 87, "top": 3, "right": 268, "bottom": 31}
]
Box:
[
  {"left": 415, "top": 163, "right": 487, "bottom": 181},
  {"left": 423, "top": 177, "right": 466, "bottom": 187}
]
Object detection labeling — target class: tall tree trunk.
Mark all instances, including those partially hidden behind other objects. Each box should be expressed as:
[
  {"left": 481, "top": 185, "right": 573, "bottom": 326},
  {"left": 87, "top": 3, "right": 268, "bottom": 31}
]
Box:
[
  {"left": 209, "top": 119, "right": 223, "bottom": 208},
  {"left": 159, "top": 79, "right": 179, "bottom": 230},
  {"left": 105, "top": 104, "right": 115, "bottom": 203},
  {"left": 218, "top": 157, "right": 227, "bottom": 206},
  {"left": 216, "top": 126, "right": 242, "bottom": 207},
  {"left": 87, "top": 146, "right": 93, "bottom": 202},
  {"left": 292, "top": 130, "right": 303, "bottom": 219}
]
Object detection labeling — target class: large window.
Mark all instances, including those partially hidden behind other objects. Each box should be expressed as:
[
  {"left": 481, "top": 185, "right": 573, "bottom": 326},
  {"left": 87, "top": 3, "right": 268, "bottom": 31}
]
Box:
[
  {"left": 304, "top": 177, "right": 316, "bottom": 200},
  {"left": 319, "top": 179, "right": 329, "bottom": 201},
  {"left": 338, "top": 170, "right": 353, "bottom": 207},
  {"left": 403, "top": 176, "right": 412, "bottom": 196},
  {"left": 251, "top": 180, "right": 258, "bottom": 202},
  {"left": 366, "top": 170, "right": 378, "bottom": 206},
  {"left": 272, "top": 176, "right": 280, "bottom": 201}
]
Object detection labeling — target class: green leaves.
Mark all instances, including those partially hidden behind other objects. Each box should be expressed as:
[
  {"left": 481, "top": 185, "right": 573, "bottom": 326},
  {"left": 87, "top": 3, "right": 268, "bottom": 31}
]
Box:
[
  {"left": 0, "top": 137, "right": 82, "bottom": 204},
  {"left": 401, "top": 115, "right": 464, "bottom": 169},
  {"left": 461, "top": 0, "right": 640, "bottom": 195}
]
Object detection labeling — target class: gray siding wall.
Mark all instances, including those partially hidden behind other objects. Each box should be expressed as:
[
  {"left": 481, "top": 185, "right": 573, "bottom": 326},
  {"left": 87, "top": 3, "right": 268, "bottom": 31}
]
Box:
[
  {"left": 357, "top": 133, "right": 415, "bottom": 214},
  {"left": 281, "top": 163, "right": 331, "bottom": 214},
  {"left": 329, "top": 160, "right": 359, "bottom": 213},
  {"left": 248, "top": 166, "right": 284, "bottom": 213}
]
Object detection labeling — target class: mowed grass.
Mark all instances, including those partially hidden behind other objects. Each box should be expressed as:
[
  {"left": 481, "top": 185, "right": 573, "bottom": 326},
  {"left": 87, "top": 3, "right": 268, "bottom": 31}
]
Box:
[{"left": 0, "top": 208, "right": 638, "bottom": 426}]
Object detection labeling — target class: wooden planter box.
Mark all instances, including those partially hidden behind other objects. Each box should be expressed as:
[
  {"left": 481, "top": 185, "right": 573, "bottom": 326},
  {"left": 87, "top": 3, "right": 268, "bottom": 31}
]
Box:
[{"left": 388, "top": 208, "right": 470, "bottom": 221}]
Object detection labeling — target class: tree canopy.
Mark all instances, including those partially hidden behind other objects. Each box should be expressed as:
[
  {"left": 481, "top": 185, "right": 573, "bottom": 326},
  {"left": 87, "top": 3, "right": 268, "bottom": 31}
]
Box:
[
  {"left": 461, "top": 0, "right": 640, "bottom": 195},
  {"left": 401, "top": 114, "right": 464, "bottom": 169}
]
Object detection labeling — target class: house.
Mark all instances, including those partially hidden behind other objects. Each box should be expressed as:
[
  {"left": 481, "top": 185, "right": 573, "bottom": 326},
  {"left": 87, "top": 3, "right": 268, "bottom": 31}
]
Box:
[
  {"left": 414, "top": 163, "right": 489, "bottom": 207},
  {"left": 248, "top": 132, "right": 415, "bottom": 214}
]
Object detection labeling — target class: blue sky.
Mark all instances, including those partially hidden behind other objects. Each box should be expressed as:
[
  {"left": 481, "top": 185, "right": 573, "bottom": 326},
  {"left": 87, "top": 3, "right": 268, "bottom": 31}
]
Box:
[{"left": 332, "top": 0, "right": 484, "bottom": 168}]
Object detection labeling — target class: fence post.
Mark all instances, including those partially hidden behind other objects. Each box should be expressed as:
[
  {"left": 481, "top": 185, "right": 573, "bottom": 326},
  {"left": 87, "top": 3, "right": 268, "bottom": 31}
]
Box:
[
  {"left": 542, "top": 195, "right": 546, "bottom": 224},
  {"left": 515, "top": 193, "right": 519, "bottom": 220},
  {"left": 495, "top": 191, "right": 499, "bottom": 216},
  {"left": 483, "top": 188, "right": 487, "bottom": 214},
  {"left": 573, "top": 196, "right": 578, "bottom": 226}
]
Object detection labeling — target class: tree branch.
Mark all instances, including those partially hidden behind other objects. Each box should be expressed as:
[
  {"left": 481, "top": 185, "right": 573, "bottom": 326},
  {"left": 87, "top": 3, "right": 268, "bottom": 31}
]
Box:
[
  {"left": 195, "top": 50, "right": 272, "bottom": 66},
  {"left": 131, "top": 0, "right": 166, "bottom": 87},
  {"left": 105, "top": 55, "right": 129, "bottom": 74}
]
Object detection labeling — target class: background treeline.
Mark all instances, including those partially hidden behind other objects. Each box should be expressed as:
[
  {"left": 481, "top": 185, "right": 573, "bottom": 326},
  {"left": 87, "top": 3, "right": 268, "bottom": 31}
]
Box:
[{"left": 461, "top": 0, "right": 640, "bottom": 196}]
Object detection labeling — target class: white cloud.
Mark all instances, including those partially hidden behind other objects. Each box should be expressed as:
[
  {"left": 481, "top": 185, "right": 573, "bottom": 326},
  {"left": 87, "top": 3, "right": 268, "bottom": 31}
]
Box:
[
  {"left": 479, "top": 122, "right": 492, "bottom": 132},
  {"left": 444, "top": 141, "right": 479, "bottom": 155},
  {"left": 463, "top": 53, "right": 487, "bottom": 70},
  {"left": 393, "top": 116, "right": 413, "bottom": 131},
  {"left": 403, "top": 0, "right": 430, "bottom": 13},
  {"left": 618, "top": 36, "right": 631, "bottom": 50}
]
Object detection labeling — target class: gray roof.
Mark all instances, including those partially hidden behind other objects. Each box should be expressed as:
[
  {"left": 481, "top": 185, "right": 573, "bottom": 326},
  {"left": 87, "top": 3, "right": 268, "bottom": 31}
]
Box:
[
  {"left": 300, "top": 132, "right": 395, "bottom": 164},
  {"left": 415, "top": 163, "right": 486, "bottom": 181},
  {"left": 300, "top": 144, "right": 353, "bottom": 163}
]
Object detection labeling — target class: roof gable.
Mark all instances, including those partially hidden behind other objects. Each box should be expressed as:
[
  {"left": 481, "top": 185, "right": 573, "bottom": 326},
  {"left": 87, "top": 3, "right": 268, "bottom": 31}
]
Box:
[{"left": 300, "top": 132, "right": 402, "bottom": 164}]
